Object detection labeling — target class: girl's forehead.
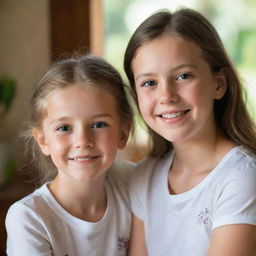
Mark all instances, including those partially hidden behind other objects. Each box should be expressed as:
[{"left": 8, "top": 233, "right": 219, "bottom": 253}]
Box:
[
  {"left": 141, "top": 34, "right": 200, "bottom": 54},
  {"left": 46, "top": 83, "right": 108, "bottom": 98},
  {"left": 42, "top": 84, "right": 115, "bottom": 114},
  {"left": 42, "top": 85, "right": 119, "bottom": 118},
  {"left": 48, "top": 84, "right": 113, "bottom": 101},
  {"left": 132, "top": 35, "right": 204, "bottom": 68}
]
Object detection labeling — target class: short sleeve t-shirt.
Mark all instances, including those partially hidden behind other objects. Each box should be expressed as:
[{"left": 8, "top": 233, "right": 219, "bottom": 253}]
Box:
[
  {"left": 129, "top": 147, "right": 256, "bottom": 256},
  {"left": 6, "top": 161, "right": 134, "bottom": 256}
]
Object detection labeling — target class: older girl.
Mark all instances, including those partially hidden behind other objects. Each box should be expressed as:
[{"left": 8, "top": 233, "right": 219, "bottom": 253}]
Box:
[{"left": 124, "top": 8, "right": 256, "bottom": 256}]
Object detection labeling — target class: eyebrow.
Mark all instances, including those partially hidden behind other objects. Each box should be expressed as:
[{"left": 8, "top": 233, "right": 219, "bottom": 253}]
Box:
[
  {"left": 135, "top": 72, "right": 155, "bottom": 82},
  {"left": 49, "top": 117, "right": 70, "bottom": 125},
  {"left": 92, "top": 113, "right": 114, "bottom": 119},
  {"left": 135, "top": 64, "right": 197, "bottom": 81},
  {"left": 49, "top": 113, "right": 114, "bottom": 125}
]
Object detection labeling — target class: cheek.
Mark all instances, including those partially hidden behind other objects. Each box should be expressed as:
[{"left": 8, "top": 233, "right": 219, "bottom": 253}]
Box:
[
  {"left": 188, "top": 89, "right": 215, "bottom": 120},
  {"left": 184, "top": 86, "right": 210, "bottom": 106},
  {"left": 99, "top": 131, "right": 119, "bottom": 148},
  {"left": 100, "top": 135, "right": 120, "bottom": 162},
  {"left": 137, "top": 92, "right": 151, "bottom": 115},
  {"left": 47, "top": 136, "right": 69, "bottom": 153}
]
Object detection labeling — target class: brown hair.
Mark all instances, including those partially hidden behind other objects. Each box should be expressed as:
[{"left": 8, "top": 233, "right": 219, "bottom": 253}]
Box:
[
  {"left": 124, "top": 8, "right": 256, "bottom": 157},
  {"left": 24, "top": 54, "right": 133, "bottom": 185}
]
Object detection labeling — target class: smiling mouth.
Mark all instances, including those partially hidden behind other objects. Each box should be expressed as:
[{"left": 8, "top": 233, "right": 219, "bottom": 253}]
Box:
[
  {"left": 68, "top": 156, "right": 100, "bottom": 161},
  {"left": 160, "top": 110, "right": 190, "bottom": 119}
]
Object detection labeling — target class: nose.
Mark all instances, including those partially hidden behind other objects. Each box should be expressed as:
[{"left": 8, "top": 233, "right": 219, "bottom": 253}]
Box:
[
  {"left": 74, "top": 128, "right": 94, "bottom": 148},
  {"left": 159, "top": 81, "right": 178, "bottom": 104}
]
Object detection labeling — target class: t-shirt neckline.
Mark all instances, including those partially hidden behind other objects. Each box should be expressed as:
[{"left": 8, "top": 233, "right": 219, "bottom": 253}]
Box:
[
  {"left": 41, "top": 182, "right": 113, "bottom": 231},
  {"left": 161, "top": 146, "right": 241, "bottom": 200}
]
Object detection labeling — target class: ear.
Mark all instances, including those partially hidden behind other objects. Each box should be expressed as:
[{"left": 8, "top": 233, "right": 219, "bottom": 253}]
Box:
[
  {"left": 214, "top": 69, "right": 227, "bottom": 100},
  {"left": 32, "top": 128, "right": 50, "bottom": 156},
  {"left": 118, "top": 123, "right": 131, "bottom": 150}
]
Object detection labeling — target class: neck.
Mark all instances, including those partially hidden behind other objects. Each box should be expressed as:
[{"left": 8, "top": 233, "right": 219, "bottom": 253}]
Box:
[
  {"left": 172, "top": 128, "right": 235, "bottom": 173},
  {"left": 168, "top": 131, "right": 235, "bottom": 194},
  {"left": 48, "top": 175, "right": 107, "bottom": 222}
]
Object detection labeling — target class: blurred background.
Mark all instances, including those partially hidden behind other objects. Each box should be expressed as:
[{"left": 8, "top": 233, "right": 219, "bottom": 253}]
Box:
[{"left": 0, "top": 0, "right": 255, "bottom": 254}]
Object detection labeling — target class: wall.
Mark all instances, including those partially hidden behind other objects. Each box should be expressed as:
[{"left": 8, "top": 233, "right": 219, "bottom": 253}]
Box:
[{"left": 0, "top": 0, "right": 51, "bottom": 175}]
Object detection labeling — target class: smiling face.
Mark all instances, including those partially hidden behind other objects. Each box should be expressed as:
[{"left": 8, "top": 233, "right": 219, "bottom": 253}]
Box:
[
  {"left": 132, "top": 35, "right": 226, "bottom": 145},
  {"left": 33, "top": 84, "right": 129, "bottom": 183}
]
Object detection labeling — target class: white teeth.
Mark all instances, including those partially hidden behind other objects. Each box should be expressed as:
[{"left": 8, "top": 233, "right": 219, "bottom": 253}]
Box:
[
  {"left": 76, "top": 157, "right": 92, "bottom": 161},
  {"left": 71, "top": 157, "right": 93, "bottom": 161},
  {"left": 161, "top": 111, "right": 185, "bottom": 119}
]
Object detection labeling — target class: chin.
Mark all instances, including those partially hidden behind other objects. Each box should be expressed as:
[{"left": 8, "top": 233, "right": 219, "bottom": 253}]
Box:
[{"left": 161, "top": 133, "right": 187, "bottom": 144}]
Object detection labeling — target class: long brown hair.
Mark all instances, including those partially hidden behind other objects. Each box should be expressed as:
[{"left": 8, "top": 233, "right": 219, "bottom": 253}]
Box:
[
  {"left": 24, "top": 54, "right": 133, "bottom": 185},
  {"left": 124, "top": 8, "right": 256, "bottom": 157}
]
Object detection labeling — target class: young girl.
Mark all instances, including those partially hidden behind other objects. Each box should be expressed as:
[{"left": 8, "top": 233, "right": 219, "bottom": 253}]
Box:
[
  {"left": 124, "top": 8, "right": 256, "bottom": 256},
  {"left": 6, "top": 55, "right": 134, "bottom": 255}
]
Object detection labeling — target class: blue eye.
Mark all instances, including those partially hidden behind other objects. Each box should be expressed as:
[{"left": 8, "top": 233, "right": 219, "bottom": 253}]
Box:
[
  {"left": 92, "top": 122, "right": 108, "bottom": 128},
  {"left": 56, "top": 125, "right": 71, "bottom": 132},
  {"left": 142, "top": 80, "right": 156, "bottom": 87},
  {"left": 177, "top": 73, "right": 191, "bottom": 80}
]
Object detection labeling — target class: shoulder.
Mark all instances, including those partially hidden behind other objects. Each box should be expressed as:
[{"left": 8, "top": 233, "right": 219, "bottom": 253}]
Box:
[
  {"left": 127, "top": 152, "right": 173, "bottom": 220},
  {"left": 223, "top": 146, "right": 256, "bottom": 180},
  {"left": 131, "top": 151, "right": 173, "bottom": 184},
  {"left": 213, "top": 147, "right": 256, "bottom": 218},
  {"left": 6, "top": 185, "right": 49, "bottom": 225},
  {"left": 214, "top": 147, "right": 256, "bottom": 193},
  {"left": 197, "top": 147, "right": 256, "bottom": 229},
  {"left": 5, "top": 185, "right": 54, "bottom": 255},
  {"left": 106, "top": 160, "right": 136, "bottom": 199},
  {"left": 129, "top": 151, "right": 173, "bottom": 199},
  {"left": 107, "top": 159, "right": 136, "bottom": 184},
  {"left": 230, "top": 146, "right": 256, "bottom": 165}
]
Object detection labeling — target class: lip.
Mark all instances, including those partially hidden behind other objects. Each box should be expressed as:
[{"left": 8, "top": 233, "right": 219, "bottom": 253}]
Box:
[{"left": 157, "top": 109, "right": 190, "bottom": 123}]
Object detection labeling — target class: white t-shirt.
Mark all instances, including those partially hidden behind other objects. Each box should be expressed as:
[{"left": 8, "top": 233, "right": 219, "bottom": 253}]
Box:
[
  {"left": 6, "top": 161, "right": 134, "bottom": 256},
  {"left": 129, "top": 146, "right": 256, "bottom": 256}
]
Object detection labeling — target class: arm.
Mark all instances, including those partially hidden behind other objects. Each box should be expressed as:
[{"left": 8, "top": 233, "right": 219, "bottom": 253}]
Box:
[
  {"left": 207, "top": 224, "right": 256, "bottom": 256},
  {"left": 128, "top": 215, "right": 148, "bottom": 256}
]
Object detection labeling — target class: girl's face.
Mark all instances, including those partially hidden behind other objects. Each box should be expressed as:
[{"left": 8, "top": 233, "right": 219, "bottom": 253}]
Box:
[
  {"left": 33, "top": 85, "right": 129, "bottom": 183},
  {"left": 132, "top": 35, "right": 226, "bottom": 145}
]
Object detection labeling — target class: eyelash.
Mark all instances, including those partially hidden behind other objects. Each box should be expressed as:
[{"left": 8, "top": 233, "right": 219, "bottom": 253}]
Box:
[
  {"left": 141, "top": 80, "right": 157, "bottom": 87},
  {"left": 176, "top": 73, "right": 192, "bottom": 81},
  {"left": 56, "top": 122, "right": 108, "bottom": 132},
  {"left": 91, "top": 121, "right": 108, "bottom": 129},
  {"left": 56, "top": 125, "right": 72, "bottom": 132},
  {"left": 140, "top": 73, "right": 192, "bottom": 87}
]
